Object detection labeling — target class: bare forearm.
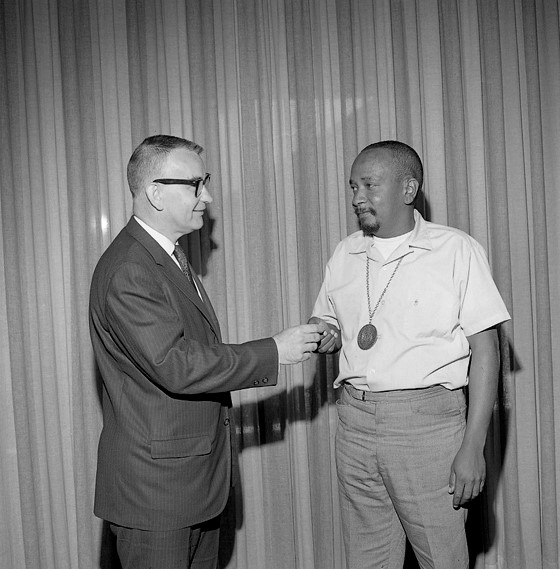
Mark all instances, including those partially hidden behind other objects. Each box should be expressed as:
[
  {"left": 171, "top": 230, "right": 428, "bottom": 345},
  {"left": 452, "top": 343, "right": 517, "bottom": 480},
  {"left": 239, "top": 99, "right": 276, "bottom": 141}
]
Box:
[
  {"left": 449, "top": 327, "right": 499, "bottom": 507},
  {"left": 463, "top": 327, "right": 499, "bottom": 450}
]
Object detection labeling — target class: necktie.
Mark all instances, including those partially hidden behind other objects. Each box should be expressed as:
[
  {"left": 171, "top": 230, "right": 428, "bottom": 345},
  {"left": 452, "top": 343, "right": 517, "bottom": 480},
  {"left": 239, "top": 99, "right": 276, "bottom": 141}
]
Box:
[{"left": 173, "top": 244, "right": 193, "bottom": 284}]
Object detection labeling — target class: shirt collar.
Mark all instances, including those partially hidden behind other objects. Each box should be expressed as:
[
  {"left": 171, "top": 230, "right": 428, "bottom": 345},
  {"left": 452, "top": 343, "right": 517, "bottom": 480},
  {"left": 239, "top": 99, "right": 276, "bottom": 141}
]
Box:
[
  {"left": 134, "top": 215, "right": 176, "bottom": 257},
  {"left": 348, "top": 209, "right": 433, "bottom": 255}
]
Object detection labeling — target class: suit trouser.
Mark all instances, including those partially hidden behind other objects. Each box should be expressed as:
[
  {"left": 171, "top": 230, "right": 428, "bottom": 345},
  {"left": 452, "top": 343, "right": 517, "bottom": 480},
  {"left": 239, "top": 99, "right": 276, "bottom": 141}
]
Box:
[
  {"left": 336, "top": 384, "right": 469, "bottom": 569},
  {"left": 110, "top": 516, "right": 220, "bottom": 569}
]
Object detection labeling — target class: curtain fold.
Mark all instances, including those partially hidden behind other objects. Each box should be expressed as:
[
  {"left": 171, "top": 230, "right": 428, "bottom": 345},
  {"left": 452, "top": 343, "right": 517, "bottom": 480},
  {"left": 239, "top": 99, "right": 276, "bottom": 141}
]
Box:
[{"left": 1, "top": 1, "right": 559, "bottom": 568}]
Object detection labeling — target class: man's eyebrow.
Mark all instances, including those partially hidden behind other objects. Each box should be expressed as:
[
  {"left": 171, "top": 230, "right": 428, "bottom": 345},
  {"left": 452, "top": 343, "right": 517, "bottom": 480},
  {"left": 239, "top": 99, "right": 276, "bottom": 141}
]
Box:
[{"left": 349, "top": 176, "right": 375, "bottom": 184}]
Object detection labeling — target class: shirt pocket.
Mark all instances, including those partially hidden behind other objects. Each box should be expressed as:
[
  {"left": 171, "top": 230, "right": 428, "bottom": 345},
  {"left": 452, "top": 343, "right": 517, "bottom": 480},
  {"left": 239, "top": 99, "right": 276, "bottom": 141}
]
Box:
[
  {"left": 402, "top": 285, "right": 459, "bottom": 339},
  {"left": 150, "top": 434, "right": 211, "bottom": 459}
]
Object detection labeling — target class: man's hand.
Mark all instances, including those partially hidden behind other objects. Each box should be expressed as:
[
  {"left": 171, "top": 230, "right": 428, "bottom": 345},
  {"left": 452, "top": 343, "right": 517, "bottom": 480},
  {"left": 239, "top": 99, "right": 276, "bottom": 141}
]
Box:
[
  {"left": 273, "top": 324, "right": 323, "bottom": 364},
  {"left": 448, "top": 444, "right": 486, "bottom": 509},
  {"left": 307, "top": 317, "right": 342, "bottom": 353}
]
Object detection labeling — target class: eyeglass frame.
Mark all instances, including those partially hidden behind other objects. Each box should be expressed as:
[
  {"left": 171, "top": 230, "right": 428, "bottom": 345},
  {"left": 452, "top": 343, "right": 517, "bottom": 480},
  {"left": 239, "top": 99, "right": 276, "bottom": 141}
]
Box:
[{"left": 152, "top": 173, "right": 211, "bottom": 198}]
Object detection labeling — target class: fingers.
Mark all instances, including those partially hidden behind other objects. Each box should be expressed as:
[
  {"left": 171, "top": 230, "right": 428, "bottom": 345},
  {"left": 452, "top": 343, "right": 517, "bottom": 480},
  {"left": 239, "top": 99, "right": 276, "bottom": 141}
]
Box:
[
  {"left": 317, "top": 328, "right": 338, "bottom": 353},
  {"left": 452, "top": 483, "right": 467, "bottom": 509},
  {"left": 306, "top": 319, "right": 341, "bottom": 353},
  {"left": 450, "top": 472, "right": 486, "bottom": 509},
  {"left": 300, "top": 324, "right": 324, "bottom": 349},
  {"left": 302, "top": 329, "right": 322, "bottom": 348},
  {"left": 453, "top": 482, "right": 481, "bottom": 509},
  {"left": 478, "top": 478, "right": 486, "bottom": 495},
  {"left": 274, "top": 322, "right": 338, "bottom": 364},
  {"left": 449, "top": 468, "right": 467, "bottom": 509},
  {"left": 467, "top": 477, "right": 485, "bottom": 501},
  {"left": 274, "top": 324, "right": 320, "bottom": 364}
]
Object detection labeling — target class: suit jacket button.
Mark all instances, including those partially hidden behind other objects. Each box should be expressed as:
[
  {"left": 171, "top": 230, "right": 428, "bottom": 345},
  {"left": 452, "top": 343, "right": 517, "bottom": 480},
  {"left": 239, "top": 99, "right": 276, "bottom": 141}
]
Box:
[
  {"left": 224, "top": 418, "right": 230, "bottom": 426},
  {"left": 253, "top": 380, "right": 259, "bottom": 385},
  {"left": 262, "top": 377, "right": 269, "bottom": 383}
]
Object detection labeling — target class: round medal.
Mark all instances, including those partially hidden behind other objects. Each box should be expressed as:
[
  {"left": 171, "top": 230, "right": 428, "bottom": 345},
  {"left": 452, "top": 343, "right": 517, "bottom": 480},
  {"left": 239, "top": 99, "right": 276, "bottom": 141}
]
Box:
[{"left": 357, "top": 323, "right": 377, "bottom": 350}]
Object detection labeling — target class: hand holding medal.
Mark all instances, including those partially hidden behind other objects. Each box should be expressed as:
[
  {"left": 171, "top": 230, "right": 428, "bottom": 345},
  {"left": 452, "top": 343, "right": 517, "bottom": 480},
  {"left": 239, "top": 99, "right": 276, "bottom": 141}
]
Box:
[{"left": 308, "top": 317, "right": 341, "bottom": 353}]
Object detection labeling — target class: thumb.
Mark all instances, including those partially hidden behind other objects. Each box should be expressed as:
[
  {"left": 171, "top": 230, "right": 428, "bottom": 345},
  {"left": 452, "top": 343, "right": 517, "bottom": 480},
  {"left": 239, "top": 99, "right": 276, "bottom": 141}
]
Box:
[{"left": 448, "top": 470, "right": 456, "bottom": 494}]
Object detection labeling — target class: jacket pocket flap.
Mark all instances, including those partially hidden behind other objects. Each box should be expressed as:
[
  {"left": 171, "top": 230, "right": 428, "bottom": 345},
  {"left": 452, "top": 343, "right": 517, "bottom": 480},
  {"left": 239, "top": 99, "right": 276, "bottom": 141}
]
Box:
[{"left": 150, "top": 435, "right": 211, "bottom": 459}]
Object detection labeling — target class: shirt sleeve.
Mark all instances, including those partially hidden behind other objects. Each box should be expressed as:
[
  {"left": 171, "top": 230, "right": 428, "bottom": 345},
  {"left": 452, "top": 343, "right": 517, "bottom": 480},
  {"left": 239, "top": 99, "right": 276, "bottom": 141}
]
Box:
[
  {"left": 459, "top": 237, "right": 511, "bottom": 336},
  {"left": 311, "top": 260, "right": 341, "bottom": 328}
]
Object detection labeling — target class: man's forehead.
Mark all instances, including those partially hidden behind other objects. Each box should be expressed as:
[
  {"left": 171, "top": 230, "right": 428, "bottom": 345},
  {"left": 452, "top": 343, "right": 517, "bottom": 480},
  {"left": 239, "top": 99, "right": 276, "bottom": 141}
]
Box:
[{"left": 350, "top": 152, "right": 389, "bottom": 180}]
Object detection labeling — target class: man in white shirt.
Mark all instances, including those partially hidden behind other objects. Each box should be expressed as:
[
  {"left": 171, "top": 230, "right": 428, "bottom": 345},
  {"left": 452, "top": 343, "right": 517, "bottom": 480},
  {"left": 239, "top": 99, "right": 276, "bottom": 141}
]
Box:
[{"left": 310, "top": 140, "right": 510, "bottom": 569}]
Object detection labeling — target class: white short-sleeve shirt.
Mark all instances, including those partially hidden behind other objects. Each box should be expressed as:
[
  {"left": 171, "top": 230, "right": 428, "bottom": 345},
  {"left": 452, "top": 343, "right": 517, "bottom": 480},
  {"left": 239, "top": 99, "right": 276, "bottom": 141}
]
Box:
[{"left": 312, "top": 211, "right": 511, "bottom": 391}]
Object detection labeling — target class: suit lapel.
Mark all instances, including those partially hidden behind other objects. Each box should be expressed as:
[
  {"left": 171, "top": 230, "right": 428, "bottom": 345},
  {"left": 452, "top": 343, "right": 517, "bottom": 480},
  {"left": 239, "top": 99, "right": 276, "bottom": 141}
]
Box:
[{"left": 126, "top": 218, "right": 221, "bottom": 341}]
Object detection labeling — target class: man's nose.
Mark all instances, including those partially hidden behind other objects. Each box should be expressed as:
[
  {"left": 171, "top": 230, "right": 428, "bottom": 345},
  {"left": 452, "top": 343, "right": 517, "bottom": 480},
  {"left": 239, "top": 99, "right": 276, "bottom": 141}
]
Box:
[
  {"left": 352, "top": 187, "right": 366, "bottom": 207},
  {"left": 200, "top": 185, "right": 213, "bottom": 204}
]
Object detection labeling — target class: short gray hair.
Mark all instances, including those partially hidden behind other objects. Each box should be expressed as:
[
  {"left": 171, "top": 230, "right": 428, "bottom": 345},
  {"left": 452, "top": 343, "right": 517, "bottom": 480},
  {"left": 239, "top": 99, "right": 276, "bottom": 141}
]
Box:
[{"left": 127, "top": 135, "right": 203, "bottom": 197}]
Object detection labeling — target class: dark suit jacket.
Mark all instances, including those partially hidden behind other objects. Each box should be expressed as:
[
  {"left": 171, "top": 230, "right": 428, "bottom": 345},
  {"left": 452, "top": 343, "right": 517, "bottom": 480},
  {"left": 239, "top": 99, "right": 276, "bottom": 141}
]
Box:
[{"left": 89, "top": 218, "right": 278, "bottom": 530}]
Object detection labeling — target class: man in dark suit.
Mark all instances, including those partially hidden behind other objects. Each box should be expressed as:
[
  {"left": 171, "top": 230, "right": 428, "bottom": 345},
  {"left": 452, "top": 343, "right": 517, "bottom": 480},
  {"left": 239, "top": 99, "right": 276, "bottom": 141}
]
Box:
[{"left": 89, "top": 134, "right": 321, "bottom": 568}]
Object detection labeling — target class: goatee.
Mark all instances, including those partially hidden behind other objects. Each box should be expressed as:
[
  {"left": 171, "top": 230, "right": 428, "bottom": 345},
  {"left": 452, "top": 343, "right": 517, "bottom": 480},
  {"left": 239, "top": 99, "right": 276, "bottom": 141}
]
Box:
[{"left": 355, "top": 209, "right": 379, "bottom": 237}]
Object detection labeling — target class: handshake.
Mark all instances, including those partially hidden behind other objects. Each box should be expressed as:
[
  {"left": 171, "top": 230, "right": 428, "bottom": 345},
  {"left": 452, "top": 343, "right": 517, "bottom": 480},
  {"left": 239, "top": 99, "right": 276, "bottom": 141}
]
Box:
[{"left": 272, "top": 317, "right": 341, "bottom": 364}]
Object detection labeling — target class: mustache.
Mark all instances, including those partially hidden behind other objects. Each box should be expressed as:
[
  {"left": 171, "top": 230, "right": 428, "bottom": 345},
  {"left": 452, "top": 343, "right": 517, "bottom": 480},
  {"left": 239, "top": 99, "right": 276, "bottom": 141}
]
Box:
[{"left": 354, "top": 205, "right": 375, "bottom": 215}]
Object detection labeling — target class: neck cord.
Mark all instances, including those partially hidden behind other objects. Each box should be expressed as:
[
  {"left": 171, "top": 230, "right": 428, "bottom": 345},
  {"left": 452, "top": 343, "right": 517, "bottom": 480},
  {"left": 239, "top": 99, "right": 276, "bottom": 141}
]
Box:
[{"left": 366, "top": 256, "right": 404, "bottom": 323}]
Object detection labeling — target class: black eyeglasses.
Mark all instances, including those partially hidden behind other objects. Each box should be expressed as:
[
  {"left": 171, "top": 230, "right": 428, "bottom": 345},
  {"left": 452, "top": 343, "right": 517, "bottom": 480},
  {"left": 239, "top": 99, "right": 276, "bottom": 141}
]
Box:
[{"left": 152, "top": 173, "right": 211, "bottom": 198}]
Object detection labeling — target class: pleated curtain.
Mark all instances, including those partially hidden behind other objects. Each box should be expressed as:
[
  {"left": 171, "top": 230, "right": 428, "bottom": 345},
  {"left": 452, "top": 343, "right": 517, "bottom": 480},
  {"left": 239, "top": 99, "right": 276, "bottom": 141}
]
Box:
[{"left": 1, "top": 1, "right": 559, "bottom": 568}]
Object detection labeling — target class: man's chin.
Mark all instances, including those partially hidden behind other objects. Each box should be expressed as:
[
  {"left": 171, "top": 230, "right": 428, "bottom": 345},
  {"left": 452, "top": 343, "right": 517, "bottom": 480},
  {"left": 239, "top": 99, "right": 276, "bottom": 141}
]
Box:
[{"left": 357, "top": 215, "right": 379, "bottom": 237}]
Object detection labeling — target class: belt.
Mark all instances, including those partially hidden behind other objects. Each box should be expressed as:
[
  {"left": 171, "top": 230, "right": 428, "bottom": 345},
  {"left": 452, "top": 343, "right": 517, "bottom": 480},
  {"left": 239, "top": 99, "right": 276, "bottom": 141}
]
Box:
[{"left": 344, "top": 383, "right": 445, "bottom": 402}]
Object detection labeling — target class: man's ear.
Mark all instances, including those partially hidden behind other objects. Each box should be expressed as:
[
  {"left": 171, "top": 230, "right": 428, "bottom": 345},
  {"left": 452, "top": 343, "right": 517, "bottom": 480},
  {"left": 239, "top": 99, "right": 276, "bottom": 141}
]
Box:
[
  {"left": 403, "top": 178, "right": 419, "bottom": 205},
  {"left": 145, "top": 182, "right": 164, "bottom": 211}
]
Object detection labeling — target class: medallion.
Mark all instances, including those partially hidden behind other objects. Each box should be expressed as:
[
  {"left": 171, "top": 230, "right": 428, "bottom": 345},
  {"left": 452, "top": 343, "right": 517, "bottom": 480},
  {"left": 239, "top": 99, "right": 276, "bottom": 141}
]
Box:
[{"left": 357, "top": 323, "right": 377, "bottom": 350}]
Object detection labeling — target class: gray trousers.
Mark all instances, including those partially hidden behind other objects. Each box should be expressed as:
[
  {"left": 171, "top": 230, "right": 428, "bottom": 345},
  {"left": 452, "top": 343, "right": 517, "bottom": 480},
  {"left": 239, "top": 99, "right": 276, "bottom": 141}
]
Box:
[
  {"left": 336, "top": 384, "right": 469, "bottom": 569},
  {"left": 110, "top": 516, "right": 220, "bottom": 569}
]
